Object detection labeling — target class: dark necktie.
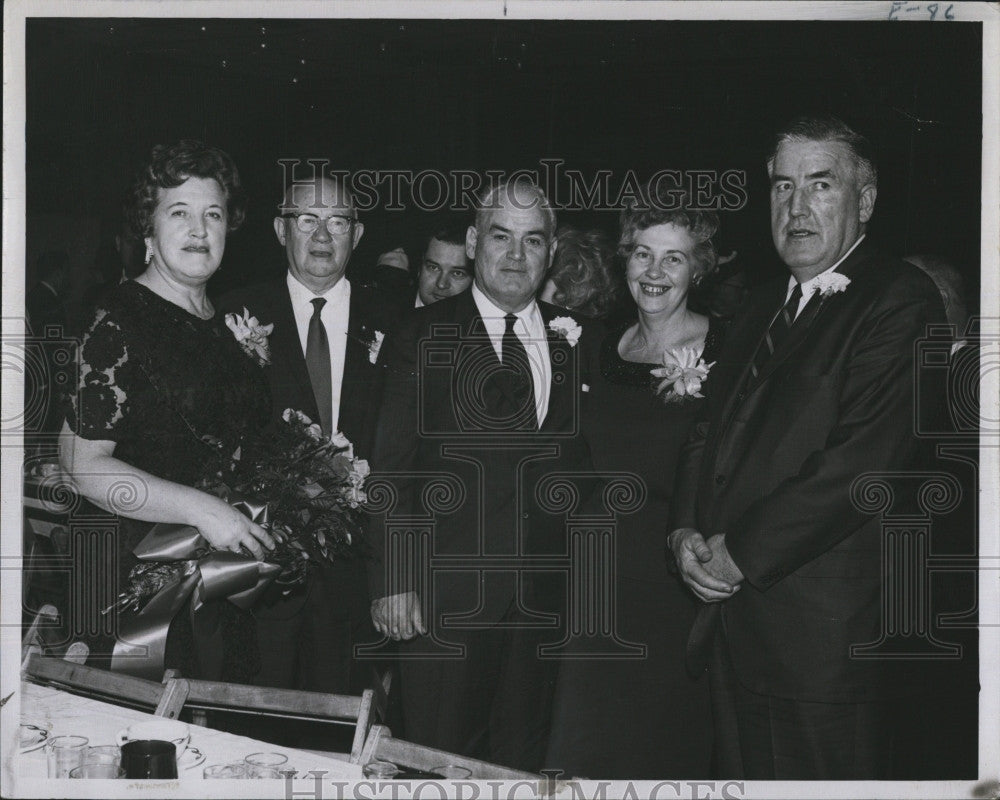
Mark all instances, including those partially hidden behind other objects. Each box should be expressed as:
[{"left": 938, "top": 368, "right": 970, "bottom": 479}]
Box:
[
  {"left": 502, "top": 313, "right": 537, "bottom": 430},
  {"left": 305, "top": 297, "right": 333, "bottom": 435},
  {"left": 749, "top": 283, "right": 803, "bottom": 379}
]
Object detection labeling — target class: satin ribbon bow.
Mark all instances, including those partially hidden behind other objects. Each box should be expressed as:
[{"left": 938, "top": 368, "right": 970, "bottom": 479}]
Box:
[{"left": 110, "top": 495, "right": 282, "bottom": 680}]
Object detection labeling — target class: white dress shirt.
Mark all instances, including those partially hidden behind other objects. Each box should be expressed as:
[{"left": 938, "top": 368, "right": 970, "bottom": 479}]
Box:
[
  {"left": 286, "top": 272, "right": 351, "bottom": 432},
  {"left": 471, "top": 283, "right": 551, "bottom": 427},
  {"left": 785, "top": 234, "right": 865, "bottom": 319}
]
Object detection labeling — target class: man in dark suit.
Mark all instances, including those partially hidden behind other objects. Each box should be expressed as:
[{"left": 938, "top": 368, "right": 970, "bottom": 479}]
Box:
[
  {"left": 220, "top": 174, "right": 401, "bottom": 694},
  {"left": 366, "top": 178, "right": 595, "bottom": 771},
  {"left": 669, "top": 117, "right": 946, "bottom": 779}
]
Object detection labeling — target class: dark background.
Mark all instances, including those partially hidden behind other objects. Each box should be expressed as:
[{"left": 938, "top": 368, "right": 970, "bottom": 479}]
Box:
[{"left": 25, "top": 18, "right": 983, "bottom": 315}]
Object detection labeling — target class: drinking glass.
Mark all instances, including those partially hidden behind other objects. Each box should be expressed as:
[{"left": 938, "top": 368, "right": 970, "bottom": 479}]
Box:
[
  {"left": 69, "top": 763, "right": 125, "bottom": 779},
  {"left": 83, "top": 746, "right": 121, "bottom": 768},
  {"left": 362, "top": 761, "right": 399, "bottom": 779},
  {"left": 46, "top": 735, "right": 89, "bottom": 778},
  {"left": 245, "top": 752, "right": 288, "bottom": 768},
  {"left": 203, "top": 763, "right": 249, "bottom": 779},
  {"left": 433, "top": 764, "right": 472, "bottom": 779},
  {"left": 249, "top": 766, "right": 283, "bottom": 778}
]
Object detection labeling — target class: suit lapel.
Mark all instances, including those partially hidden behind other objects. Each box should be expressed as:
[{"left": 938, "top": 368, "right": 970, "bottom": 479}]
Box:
[
  {"left": 748, "top": 289, "right": 826, "bottom": 389},
  {"left": 718, "top": 241, "right": 877, "bottom": 438},
  {"left": 715, "top": 279, "right": 786, "bottom": 428},
  {"left": 538, "top": 304, "right": 576, "bottom": 433},
  {"left": 748, "top": 242, "right": 874, "bottom": 391},
  {"left": 339, "top": 289, "right": 375, "bottom": 436}
]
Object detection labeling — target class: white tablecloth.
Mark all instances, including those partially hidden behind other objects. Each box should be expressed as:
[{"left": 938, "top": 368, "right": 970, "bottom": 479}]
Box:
[{"left": 18, "top": 679, "right": 362, "bottom": 786}]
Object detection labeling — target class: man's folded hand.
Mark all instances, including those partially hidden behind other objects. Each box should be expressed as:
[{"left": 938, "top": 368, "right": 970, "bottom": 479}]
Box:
[
  {"left": 370, "top": 591, "right": 427, "bottom": 640},
  {"left": 668, "top": 527, "right": 740, "bottom": 603}
]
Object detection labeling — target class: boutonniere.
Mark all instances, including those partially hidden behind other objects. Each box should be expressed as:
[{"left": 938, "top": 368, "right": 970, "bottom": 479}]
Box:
[
  {"left": 224, "top": 307, "right": 273, "bottom": 367},
  {"left": 366, "top": 330, "right": 385, "bottom": 364},
  {"left": 357, "top": 325, "right": 385, "bottom": 364},
  {"left": 811, "top": 272, "right": 851, "bottom": 298},
  {"left": 650, "top": 345, "right": 715, "bottom": 403},
  {"left": 548, "top": 316, "right": 582, "bottom": 348}
]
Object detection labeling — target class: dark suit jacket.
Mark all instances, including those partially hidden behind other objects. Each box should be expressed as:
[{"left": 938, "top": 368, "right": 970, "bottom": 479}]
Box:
[
  {"left": 219, "top": 276, "right": 400, "bottom": 460},
  {"left": 366, "top": 290, "right": 596, "bottom": 627},
  {"left": 673, "top": 242, "right": 946, "bottom": 703}
]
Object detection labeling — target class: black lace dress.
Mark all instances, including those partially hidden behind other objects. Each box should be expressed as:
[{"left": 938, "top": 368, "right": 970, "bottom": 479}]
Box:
[
  {"left": 545, "top": 316, "right": 723, "bottom": 778},
  {"left": 66, "top": 280, "right": 270, "bottom": 682}
]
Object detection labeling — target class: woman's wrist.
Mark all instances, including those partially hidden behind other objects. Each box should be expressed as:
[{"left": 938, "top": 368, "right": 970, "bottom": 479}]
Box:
[{"left": 178, "top": 486, "right": 220, "bottom": 527}]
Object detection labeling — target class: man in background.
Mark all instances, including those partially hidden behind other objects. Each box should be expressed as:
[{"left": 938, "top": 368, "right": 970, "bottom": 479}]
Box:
[{"left": 375, "top": 220, "right": 473, "bottom": 308}]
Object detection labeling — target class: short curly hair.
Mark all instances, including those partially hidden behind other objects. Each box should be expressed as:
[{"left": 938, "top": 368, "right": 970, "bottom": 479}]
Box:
[
  {"left": 618, "top": 183, "right": 720, "bottom": 283},
  {"left": 126, "top": 140, "right": 246, "bottom": 240},
  {"left": 547, "top": 228, "right": 622, "bottom": 319}
]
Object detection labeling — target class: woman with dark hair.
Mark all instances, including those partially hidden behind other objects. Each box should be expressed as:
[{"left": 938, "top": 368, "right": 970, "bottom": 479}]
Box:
[
  {"left": 539, "top": 227, "right": 623, "bottom": 318},
  {"left": 59, "top": 140, "right": 274, "bottom": 681},
  {"left": 545, "top": 189, "right": 722, "bottom": 778}
]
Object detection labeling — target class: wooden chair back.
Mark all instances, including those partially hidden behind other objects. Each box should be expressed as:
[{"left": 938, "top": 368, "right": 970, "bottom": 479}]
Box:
[
  {"left": 172, "top": 679, "right": 376, "bottom": 763},
  {"left": 22, "top": 604, "right": 90, "bottom": 666},
  {"left": 23, "top": 653, "right": 189, "bottom": 719},
  {"left": 21, "top": 604, "right": 59, "bottom": 666},
  {"left": 359, "top": 724, "right": 542, "bottom": 781}
]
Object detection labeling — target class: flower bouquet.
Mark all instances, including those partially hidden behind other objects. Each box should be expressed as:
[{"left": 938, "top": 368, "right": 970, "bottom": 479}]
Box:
[{"left": 109, "top": 409, "right": 371, "bottom": 614}]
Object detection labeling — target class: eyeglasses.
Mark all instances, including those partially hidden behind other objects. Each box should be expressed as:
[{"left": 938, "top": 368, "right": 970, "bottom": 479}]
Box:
[{"left": 281, "top": 213, "right": 356, "bottom": 237}]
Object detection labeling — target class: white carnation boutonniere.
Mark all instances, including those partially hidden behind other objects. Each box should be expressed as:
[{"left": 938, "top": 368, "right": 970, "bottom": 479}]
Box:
[
  {"left": 225, "top": 307, "right": 273, "bottom": 367},
  {"left": 651, "top": 345, "right": 715, "bottom": 403},
  {"left": 548, "top": 316, "right": 582, "bottom": 348},
  {"left": 367, "top": 330, "right": 385, "bottom": 364},
  {"left": 811, "top": 272, "right": 851, "bottom": 299}
]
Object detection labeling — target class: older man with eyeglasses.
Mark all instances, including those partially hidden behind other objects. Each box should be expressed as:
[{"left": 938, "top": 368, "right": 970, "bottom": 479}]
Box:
[{"left": 219, "top": 174, "right": 403, "bottom": 698}]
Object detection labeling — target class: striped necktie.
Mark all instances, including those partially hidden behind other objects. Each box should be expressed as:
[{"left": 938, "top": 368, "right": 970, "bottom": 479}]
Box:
[{"left": 749, "top": 283, "right": 803, "bottom": 379}]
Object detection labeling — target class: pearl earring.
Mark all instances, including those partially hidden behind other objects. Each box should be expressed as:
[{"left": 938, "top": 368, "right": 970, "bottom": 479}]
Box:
[{"left": 144, "top": 240, "right": 153, "bottom": 265}]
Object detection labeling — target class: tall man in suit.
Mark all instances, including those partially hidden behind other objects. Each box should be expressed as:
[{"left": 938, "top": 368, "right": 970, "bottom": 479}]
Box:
[
  {"left": 366, "top": 179, "right": 595, "bottom": 770},
  {"left": 669, "top": 117, "right": 946, "bottom": 779},
  {"left": 221, "top": 174, "right": 400, "bottom": 694}
]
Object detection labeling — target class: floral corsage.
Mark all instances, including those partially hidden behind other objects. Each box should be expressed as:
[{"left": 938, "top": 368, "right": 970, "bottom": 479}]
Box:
[
  {"left": 548, "top": 316, "right": 582, "bottom": 347},
  {"left": 651, "top": 345, "right": 715, "bottom": 403},
  {"left": 225, "top": 307, "right": 273, "bottom": 367},
  {"left": 812, "top": 272, "right": 851, "bottom": 298}
]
